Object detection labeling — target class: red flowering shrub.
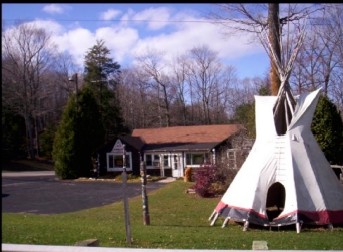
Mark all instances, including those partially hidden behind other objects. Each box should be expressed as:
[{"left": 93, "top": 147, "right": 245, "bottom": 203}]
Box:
[
  {"left": 192, "top": 163, "right": 238, "bottom": 198},
  {"left": 193, "top": 163, "right": 217, "bottom": 197}
]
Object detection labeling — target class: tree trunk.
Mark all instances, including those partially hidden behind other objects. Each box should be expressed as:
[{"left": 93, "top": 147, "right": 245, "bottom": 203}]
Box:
[
  {"left": 268, "top": 3, "right": 281, "bottom": 95},
  {"left": 24, "top": 115, "right": 36, "bottom": 159}
]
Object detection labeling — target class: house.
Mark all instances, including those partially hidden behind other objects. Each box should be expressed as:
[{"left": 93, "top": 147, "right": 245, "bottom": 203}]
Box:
[{"left": 100, "top": 124, "right": 247, "bottom": 178}]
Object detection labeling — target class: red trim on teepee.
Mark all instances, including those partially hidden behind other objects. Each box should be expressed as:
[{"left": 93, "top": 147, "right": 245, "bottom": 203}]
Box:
[
  {"left": 217, "top": 201, "right": 343, "bottom": 225},
  {"left": 215, "top": 201, "right": 267, "bottom": 219},
  {"left": 294, "top": 210, "right": 343, "bottom": 224},
  {"left": 215, "top": 201, "right": 227, "bottom": 212}
]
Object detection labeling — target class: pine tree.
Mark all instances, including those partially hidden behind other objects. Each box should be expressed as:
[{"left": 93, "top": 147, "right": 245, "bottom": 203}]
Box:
[
  {"left": 312, "top": 95, "right": 343, "bottom": 165},
  {"left": 233, "top": 103, "right": 256, "bottom": 139},
  {"left": 2, "top": 106, "right": 26, "bottom": 161},
  {"left": 84, "top": 39, "right": 121, "bottom": 83},
  {"left": 52, "top": 94, "right": 78, "bottom": 179},
  {"left": 52, "top": 86, "right": 104, "bottom": 179},
  {"left": 83, "top": 39, "right": 127, "bottom": 142}
]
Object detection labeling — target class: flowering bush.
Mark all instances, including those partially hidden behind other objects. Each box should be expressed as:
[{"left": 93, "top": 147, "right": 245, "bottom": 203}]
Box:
[
  {"left": 193, "top": 164, "right": 217, "bottom": 197},
  {"left": 192, "top": 163, "right": 238, "bottom": 198}
]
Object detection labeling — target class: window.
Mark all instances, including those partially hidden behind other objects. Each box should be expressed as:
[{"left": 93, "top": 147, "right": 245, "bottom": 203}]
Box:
[
  {"left": 145, "top": 154, "right": 160, "bottom": 168},
  {"left": 146, "top": 154, "right": 152, "bottom": 166},
  {"left": 163, "top": 155, "right": 170, "bottom": 167},
  {"left": 107, "top": 153, "right": 132, "bottom": 171},
  {"left": 186, "top": 153, "right": 209, "bottom": 166}
]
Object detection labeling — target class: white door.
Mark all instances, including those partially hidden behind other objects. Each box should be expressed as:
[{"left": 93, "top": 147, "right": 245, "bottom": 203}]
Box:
[{"left": 172, "top": 154, "right": 182, "bottom": 177}]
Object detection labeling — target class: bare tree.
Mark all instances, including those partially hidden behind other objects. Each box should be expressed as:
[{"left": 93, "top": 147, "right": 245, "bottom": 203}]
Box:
[
  {"left": 135, "top": 49, "right": 173, "bottom": 127},
  {"left": 291, "top": 4, "right": 343, "bottom": 114},
  {"left": 209, "top": 4, "right": 319, "bottom": 95},
  {"left": 117, "top": 67, "right": 152, "bottom": 129},
  {"left": 186, "top": 45, "right": 223, "bottom": 124},
  {"left": 170, "top": 54, "right": 190, "bottom": 125},
  {"left": 210, "top": 65, "right": 237, "bottom": 123},
  {"left": 2, "top": 22, "right": 58, "bottom": 158},
  {"left": 53, "top": 52, "right": 81, "bottom": 96}
]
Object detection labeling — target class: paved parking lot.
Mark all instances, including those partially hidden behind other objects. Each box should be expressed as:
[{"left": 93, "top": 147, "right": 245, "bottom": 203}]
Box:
[{"left": 2, "top": 171, "right": 169, "bottom": 214}]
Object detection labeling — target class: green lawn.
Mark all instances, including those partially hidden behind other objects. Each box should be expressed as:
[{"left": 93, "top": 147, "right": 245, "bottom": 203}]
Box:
[{"left": 2, "top": 180, "right": 343, "bottom": 250}]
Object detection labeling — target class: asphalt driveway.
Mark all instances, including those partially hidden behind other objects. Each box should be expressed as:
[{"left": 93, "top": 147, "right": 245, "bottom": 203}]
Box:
[{"left": 2, "top": 171, "right": 170, "bottom": 214}]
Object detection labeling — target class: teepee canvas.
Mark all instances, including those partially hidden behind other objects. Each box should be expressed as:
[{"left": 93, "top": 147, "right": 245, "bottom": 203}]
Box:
[
  {"left": 209, "top": 16, "right": 343, "bottom": 232},
  {"left": 209, "top": 89, "right": 343, "bottom": 232}
]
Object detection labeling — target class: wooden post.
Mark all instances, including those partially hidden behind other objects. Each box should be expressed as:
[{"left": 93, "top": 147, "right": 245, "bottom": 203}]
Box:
[
  {"left": 96, "top": 153, "right": 100, "bottom": 179},
  {"left": 122, "top": 145, "right": 132, "bottom": 245},
  {"left": 140, "top": 157, "right": 150, "bottom": 225}
]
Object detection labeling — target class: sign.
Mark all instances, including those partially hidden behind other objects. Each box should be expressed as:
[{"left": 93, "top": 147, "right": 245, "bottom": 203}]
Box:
[{"left": 111, "top": 139, "right": 124, "bottom": 154}]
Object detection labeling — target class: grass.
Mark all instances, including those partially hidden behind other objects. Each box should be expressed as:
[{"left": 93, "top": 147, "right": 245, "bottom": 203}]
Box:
[{"left": 2, "top": 180, "right": 343, "bottom": 250}]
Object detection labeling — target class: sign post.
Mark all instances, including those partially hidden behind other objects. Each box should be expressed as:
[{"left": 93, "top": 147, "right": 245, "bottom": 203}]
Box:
[
  {"left": 140, "top": 155, "right": 150, "bottom": 225},
  {"left": 121, "top": 144, "right": 132, "bottom": 245}
]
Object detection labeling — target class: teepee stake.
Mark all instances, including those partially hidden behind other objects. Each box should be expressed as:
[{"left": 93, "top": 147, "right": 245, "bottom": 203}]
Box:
[
  {"left": 210, "top": 212, "right": 219, "bottom": 226},
  {"left": 328, "top": 224, "right": 333, "bottom": 231},
  {"left": 296, "top": 222, "right": 301, "bottom": 233},
  {"left": 243, "top": 221, "right": 249, "bottom": 231},
  {"left": 222, "top": 217, "right": 230, "bottom": 228},
  {"left": 208, "top": 210, "right": 216, "bottom": 222}
]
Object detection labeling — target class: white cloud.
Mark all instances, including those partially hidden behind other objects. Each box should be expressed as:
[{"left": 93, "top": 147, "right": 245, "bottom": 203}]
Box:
[
  {"left": 131, "top": 7, "right": 172, "bottom": 30},
  {"left": 42, "top": 4, "right": 68, "bottom": 15},
  {"left": 53, "top": 28, "right": 96, "bottom": 67},
  {"left": 131, "top": 19, "right": 264, "bottom": 69},
  {"left": 119, "top": 8, "right": 136, "bottom": 25},
  {"left": 100, "top": 9, "right": 121, "bottom": 21},
  {"left": 3, "top": 20, "right": 65, "bottom": 51},
  {"left": 95, "top": 27, "right": 139, "bottom": 64},
  {"left": 21, "top": 5, "right": 267, "bottom": 77},
  {"left": 29, "top": 19, "right": 65, "bottom": 35}
]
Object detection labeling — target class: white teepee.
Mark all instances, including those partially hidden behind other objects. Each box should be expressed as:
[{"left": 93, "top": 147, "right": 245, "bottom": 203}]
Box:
[
  {"left": 209, "top": 15, "right": 343, "bottom": 232},
  {"left": 209, "top": 89, "right": 343, "bottom": 232}
]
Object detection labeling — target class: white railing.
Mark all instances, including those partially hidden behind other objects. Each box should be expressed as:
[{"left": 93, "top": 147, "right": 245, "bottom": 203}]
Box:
[
  {"left": 2, "top": 243, "right": 241, "bottom": 252},
  {"left": 331, "top": 165, "right": 343, "bottom": 183}
]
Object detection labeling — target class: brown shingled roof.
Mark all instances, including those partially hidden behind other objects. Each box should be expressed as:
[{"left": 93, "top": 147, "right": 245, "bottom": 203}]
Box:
[{"left": 131, "top": 124, "right": 243, "bottom": 144}]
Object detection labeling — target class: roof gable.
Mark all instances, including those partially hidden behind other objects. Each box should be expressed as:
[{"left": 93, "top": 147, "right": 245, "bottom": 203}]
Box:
[
  {"left": 131, "top": 124, "right": 243, "bottom": 145},
  {"left": 119, "top": 136, "right": 145, "bottom": 150}
]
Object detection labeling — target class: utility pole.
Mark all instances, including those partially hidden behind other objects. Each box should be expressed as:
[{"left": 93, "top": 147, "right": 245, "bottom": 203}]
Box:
[
  {"left": 122, "top": 144, "right": 132, "bottom": 245},
  {"left": 140, "top": 155, "right": 150, "bottom": 225},
  {"left": 69, "top": 73, "right": 79, "bottom": 107}
]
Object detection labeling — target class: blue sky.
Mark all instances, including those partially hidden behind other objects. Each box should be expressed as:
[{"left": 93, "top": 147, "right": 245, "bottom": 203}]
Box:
[{"left": 2, "top": 3, "right": 270, "bottom": 79}]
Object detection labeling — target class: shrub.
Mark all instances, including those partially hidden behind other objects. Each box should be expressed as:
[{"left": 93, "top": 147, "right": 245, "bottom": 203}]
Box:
[
  {"left": 192, "top": 162, "right": 240, "bottom": 198},
  {"left": 312, "top": 95, "right": 343, "bottom": 165},
  {"left": 193, "top": 164, "right": 216, "bottom": 197},
  {"left": 184, "top": 167, "right": 192, "bottom": 182}
]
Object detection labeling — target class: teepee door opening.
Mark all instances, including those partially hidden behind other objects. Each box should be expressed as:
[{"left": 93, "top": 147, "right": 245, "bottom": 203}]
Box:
[{"left": 266, "top": 182, "right": 285, "bottom": 221}]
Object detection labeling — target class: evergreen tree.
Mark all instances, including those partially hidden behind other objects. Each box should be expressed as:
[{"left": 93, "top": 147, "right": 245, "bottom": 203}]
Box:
[
  {"left": 38, "top": 124, "right": 56, "bottom": 160},
  {"left": 2, "top": 106, "right": 26, "bottom": 161},
  {"left": 52, "top": 94, "right": 78, "bottom": 179},
  {"left": 233, "top": 103, "right": 256, "bottom": 139},
  {"left": 312, "top": 95, "right": 343, "bottom": 165},
  {"left": 84, "top": 39, "right": 121, "bottom": 83},
  {"left": 83, "top": 39, "right": 127, "bottom": 141},
  {"left": 52, "top": 86, "right": 104, "bottom": 179},
  {"left": 231, "top": 85, "right": 270, "bottom": 139}
]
